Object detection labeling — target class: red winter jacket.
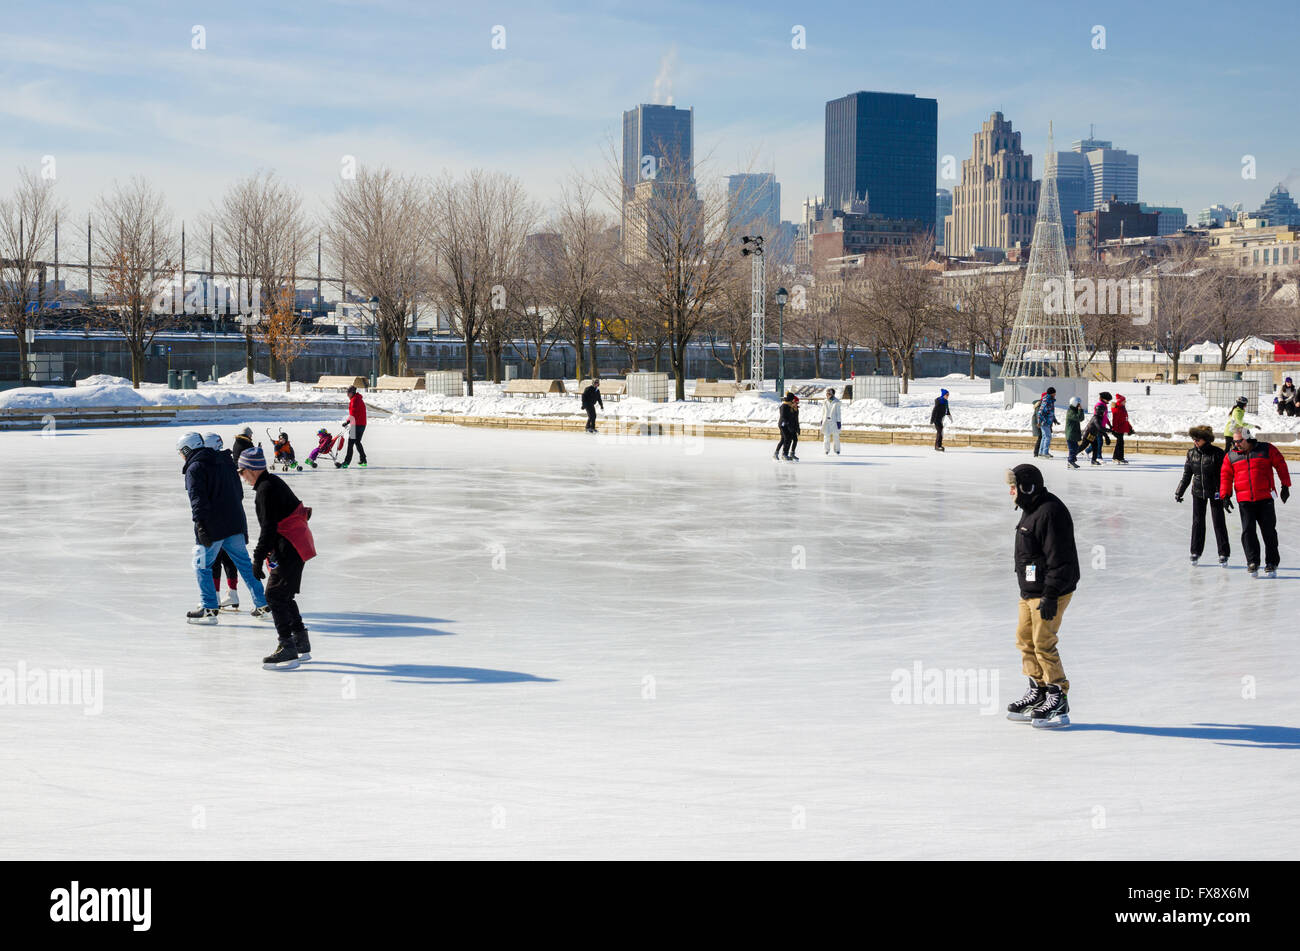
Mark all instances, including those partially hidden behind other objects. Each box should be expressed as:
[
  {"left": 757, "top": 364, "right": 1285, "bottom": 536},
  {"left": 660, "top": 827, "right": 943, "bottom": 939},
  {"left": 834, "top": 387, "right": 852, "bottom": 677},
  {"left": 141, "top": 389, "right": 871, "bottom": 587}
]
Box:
[
  {"left": 1220, "top": 440, "right": 1291, "bottom": 503},
  {"left": 348, "top": 392, "right": 367, "bottom": 427},
  {"left": 1111, "top": 400, "right": 1133, "bottom": 435}
]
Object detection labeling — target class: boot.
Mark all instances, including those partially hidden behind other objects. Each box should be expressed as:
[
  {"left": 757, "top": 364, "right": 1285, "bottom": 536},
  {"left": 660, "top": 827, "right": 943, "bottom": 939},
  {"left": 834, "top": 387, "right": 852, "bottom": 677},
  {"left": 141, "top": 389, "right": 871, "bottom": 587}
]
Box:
[
  {"left": 1006, "top": 678, "right": 1046, "bottom": 722},
  {"left": 262, "top": 640, "right": 300, "bottom": 671},
  {"left": 293, "top": 629, "right": 312, "bottom": 662},
  {"left": 1030, "top": 684, "right": 1070, "bottom": 728},
  {"left": 187, "top": 606, "right": 219, "bottom": 626}
]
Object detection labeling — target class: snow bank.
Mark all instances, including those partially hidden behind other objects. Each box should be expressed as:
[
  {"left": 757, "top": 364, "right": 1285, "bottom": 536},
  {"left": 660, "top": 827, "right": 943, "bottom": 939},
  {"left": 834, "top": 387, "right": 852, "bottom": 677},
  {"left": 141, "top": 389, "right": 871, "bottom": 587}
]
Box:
[
  {"left": 76, "top": 374, "right": 133, "bottom": 387},
  {"left": 219, "top": 369, "right": 275, "bottom": 385}
]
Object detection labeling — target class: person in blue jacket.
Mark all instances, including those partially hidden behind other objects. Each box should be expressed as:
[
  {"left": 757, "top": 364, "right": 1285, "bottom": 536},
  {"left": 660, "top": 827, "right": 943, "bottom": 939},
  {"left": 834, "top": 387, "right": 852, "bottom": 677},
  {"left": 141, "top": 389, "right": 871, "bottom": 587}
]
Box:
[{"left": 177, "top": 432, "right": 269, "bottom": 625}]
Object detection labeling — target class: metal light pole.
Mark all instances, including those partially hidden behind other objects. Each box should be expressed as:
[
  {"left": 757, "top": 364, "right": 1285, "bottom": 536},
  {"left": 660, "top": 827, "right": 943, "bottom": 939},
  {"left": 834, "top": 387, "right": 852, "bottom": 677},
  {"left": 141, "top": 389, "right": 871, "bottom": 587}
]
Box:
[
  {"left": 775, "top": 286, "right": 789, "bottom": 396},
  {"left": 368, "top": 296, "right": 379, "bottom": 388},
  {"left": 741, "top": 235, "right": 765, "bottom": 389}
]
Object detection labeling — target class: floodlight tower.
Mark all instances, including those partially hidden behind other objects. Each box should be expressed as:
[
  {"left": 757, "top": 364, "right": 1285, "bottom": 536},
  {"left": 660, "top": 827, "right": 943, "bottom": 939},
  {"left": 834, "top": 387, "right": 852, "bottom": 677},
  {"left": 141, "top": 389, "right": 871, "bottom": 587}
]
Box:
[{"left": 741, "top": 235, "right": 765, "bottom": 389}]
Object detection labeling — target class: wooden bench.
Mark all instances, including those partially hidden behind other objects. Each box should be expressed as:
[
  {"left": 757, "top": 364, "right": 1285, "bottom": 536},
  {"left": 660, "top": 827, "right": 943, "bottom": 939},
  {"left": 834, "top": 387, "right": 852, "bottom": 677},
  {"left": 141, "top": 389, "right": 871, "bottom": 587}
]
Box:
[
  {"left": 311, "top": 375, "right": 367, "bottom": 391},
  {"left": 691, "top": 381, "right": 745, "bottom": 401},
  {"left": 578, "top": 379, "right": 627, "bottom": 401},
  {"left": 374, "top": 375, "right": 425, "bottom": 391},
  {"left": 502, "top": 379, "right": 567, "bottom": 397}
]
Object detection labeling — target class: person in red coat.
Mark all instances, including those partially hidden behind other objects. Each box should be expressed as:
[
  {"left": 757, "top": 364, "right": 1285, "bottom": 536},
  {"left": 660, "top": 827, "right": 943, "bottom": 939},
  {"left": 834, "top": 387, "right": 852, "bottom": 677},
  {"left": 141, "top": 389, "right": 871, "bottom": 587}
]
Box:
[
  {"left": 339, "top": 385, "right": 368, "bottom": 468},
  {"left": 1110, "top": 394, "right": 1134, "bottom": 464},
  {"left": 1219, "top": 426, "right": 1291, "bottom": 576}
]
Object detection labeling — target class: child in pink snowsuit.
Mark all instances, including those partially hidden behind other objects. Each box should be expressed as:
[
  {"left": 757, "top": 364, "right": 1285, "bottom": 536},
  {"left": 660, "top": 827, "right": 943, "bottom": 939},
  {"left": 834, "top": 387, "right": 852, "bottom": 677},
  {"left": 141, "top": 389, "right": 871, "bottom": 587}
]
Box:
[{"left": 306, "top": 429, "right": 334, "bottom": 467}]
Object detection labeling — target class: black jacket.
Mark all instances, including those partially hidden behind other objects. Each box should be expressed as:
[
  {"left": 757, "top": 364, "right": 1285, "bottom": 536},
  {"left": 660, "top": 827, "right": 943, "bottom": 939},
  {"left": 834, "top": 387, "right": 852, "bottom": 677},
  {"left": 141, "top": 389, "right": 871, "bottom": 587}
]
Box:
[
  {"left": 1013, "top": 490, "right": 1080, "bottom": 600},
  {"left": 183, "top": 447, "right": 247, "bottom": 543},
  {"left": 251, "top": 471, "right": 303, "bottom": 567},
  {"left": 779, "top": 401, "right": 798, "bottom": 431},
  {"left": 581, "top": 385, "right": 604, "bottom": 409},
  {"left": 1177, "top": 443, "right": 1227, "bottom": 500},
  {"left": 930, "top": 398, "right": 951, "bottom": 426},
  {"left": 229, "top": 434, "right": 255, "bottom": 464}
]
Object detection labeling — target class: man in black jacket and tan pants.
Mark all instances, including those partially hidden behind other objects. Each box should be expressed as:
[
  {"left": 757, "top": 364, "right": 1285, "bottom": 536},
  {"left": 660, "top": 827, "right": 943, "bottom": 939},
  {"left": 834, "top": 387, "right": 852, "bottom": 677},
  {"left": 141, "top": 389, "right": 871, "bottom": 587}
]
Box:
[{"left": 1004, "top": 463, "right": 1080, "bottom": 728}]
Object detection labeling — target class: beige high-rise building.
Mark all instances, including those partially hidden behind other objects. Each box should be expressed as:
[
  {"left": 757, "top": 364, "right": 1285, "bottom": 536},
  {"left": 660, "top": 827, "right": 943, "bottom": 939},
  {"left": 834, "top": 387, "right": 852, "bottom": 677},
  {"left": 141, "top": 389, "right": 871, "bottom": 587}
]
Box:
[{"left": 944, "top": 113, "right": 1040, "bottom": 256}]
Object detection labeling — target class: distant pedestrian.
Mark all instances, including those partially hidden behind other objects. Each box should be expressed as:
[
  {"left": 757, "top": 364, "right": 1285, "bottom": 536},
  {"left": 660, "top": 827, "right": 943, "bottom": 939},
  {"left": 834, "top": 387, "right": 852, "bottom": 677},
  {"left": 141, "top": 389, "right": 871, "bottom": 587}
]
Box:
[
  {"left": 790, "top": 395, "right": 802, "bottom": 459},
  {"left": 1223, "top": 396, "right": 1247, "bottom": 452},
  {"left": 774, "top": 392, "right": 799, "bottom": 461},
  {"left": 1064, "top": 397, "right": 1084, "bottom": 469},
  {"left": 821, "top": 387, "right": 842, "bottom": 455},
  {"left": 1003, "top": 463, "right": 1079, "bottom": 729},
  {"left": 230, "top": 425, "right": 256, "bottom": 461},
  {"left": 1175, "top": 425, "right": 1231, "bottom": 566},
  {"left": 1110, "top": 393, "right": 1133, "bottom": 464},
  {"left": 1030, "top": 395, "right": 1043, "bottom": 457},
  {"left": 1277, "top": 377, "right": 1297, "bottom": 416},
  {"left": 203, "top": 432, "right": 240, "bottom": 609},
  {"left": 1086, "top": 391, "right": 1112, "bottom": 465},
  {"left": 1220, "top": 425, "right": 1291, "bottom": 577},
  {"left": 338, "top": 385, "right": 368, "bottom": 468},
  {"left": 931, "top": 388, "right": 952, "bottom": 452},
  {"left": 581, "top": 379, "right": 603, "bottom": 433},
  {"left": 1036, "top": 387, "right": 1058, "bottom": 457}
]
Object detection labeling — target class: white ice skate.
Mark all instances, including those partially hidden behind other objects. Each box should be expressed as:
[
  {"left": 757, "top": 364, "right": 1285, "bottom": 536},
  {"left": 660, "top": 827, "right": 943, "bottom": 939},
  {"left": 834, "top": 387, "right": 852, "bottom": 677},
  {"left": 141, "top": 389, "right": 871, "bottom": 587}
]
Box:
[{"left": 220, "top": 590, "right": 240, "bottom": 611}]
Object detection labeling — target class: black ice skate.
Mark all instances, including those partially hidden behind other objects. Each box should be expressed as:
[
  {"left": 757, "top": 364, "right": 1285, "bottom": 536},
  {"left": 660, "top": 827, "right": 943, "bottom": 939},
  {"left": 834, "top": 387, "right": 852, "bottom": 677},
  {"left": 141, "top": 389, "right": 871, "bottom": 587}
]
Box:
[
  {"left": 186, "top": 606, "right": 219, "bottom": 625},
  {"left": 1006, "top": 678, "right": 1046, "bottom": 722},
  {"left": 1031, "top": 685, "right": 1070, "bottom": 728},
  {"left": 293, "top": 630, "right": 311, "bottom": 662},
  {"left": 1248, "top": 563, "right": 1259, "bottom": 577},
  {"left": 250, "top": 605, "right": 272, "bottom": 620},
  {"left": 789, "top": 453, "right": 799, "bottom": 462},
  {"left": 1190, "top": 555, "right": 1199, "bottom": 566},
  {"left": 262, "top": 642, "right": 300, "bottom": 670},
  {"left": 1264, "top": 564, "right": 1278, "bottom": 579},
  {"left": 1219, "top": 556, "right": 1229, "bottom": 567}
]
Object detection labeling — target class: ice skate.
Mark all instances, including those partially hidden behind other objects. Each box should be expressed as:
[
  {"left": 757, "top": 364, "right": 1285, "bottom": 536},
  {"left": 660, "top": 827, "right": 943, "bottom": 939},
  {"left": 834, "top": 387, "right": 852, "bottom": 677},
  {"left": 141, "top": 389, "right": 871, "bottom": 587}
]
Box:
[
  {"left": 1030, "top": 685, "right": 1070, "bottom": 728},
  {"left": 186, "top": 606, "right": 219, "bottom": 626},
  {"left": 789, "top": 454, "right": 799, "bottom": 462},
  {"left": 1067, "top": 460, "right": 1080, "bottom": 469},
  {"left": 1264, "top": 565, "right": 1277, "bottom": 579},
  {"left": 1190, "top": 555, "right": 1199, "bottom": 566},
  {"left": 1248, "top": 563, "right": 1259, "bottom": 577},
  {"left": 1219, "top": 556, "right": 1229, "bottom": 567},
  {"left": 250, "top": 605, "right": 273, "bottom": 620},
  {"left": 220, "top": 590, "right": 240, "bottom": 611},
  {"left": 1006, "top": 678, "right": 1045, "bottom": 722},
  {"left": 293, "top": 631, "right": 312, "bottom": 662},
  {"left": 262, "top": 642, "right": 300, "bottom": 671}
]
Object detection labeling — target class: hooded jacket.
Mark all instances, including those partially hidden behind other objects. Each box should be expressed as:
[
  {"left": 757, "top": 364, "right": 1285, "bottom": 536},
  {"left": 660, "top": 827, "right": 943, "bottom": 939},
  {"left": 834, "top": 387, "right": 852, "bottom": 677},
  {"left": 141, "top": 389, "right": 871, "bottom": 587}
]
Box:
[
  {"left": 183, "top": 446, "right": 248, "bottom": 543},
  {"left": 1111, "top": 397, "right": 1133, "bottom": 435},
  {"left": 930, "top": 395, "right": 951, "bottom": 426},
  {"left": 1064, "top": 404, "right": 1085, "bottom": 442},
  {"left": 1010, "top": 465, "right": 1080, "bottom": 600},
  {"left": 1177, "top": 440, "right": 1227, "bottom": 500},
  {"left": 1220, "top": 439, "right": 1291, "bottom": 503},
  {"left": 822, "top": 397, "right": 843, "bottom": 433}
]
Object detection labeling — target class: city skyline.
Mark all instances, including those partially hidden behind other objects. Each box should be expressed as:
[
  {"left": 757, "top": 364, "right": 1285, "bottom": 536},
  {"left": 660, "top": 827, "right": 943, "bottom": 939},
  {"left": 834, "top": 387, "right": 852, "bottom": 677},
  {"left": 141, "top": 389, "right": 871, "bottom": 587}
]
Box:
[{"left": 3, "top": 1, "right": 1298, "bottom": 226}]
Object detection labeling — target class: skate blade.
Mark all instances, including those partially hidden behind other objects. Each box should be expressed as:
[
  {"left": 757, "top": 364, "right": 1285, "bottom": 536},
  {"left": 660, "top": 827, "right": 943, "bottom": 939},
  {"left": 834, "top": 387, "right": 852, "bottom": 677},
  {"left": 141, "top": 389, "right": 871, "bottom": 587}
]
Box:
[
  {"left": 1032, "top": 715, "right": 1071, "bottom": 729},
  {"left": 262, "top": 659, "right": 300, "bottom": 671},
  {"left": 296, "top": 652, "right": 311, "bottom": 662},
  {"left": 1006, "top": 712, "right": 1034, "bottom": 722},
  {"left": 187, "top": 616, "right": 219, "bottom": 626},
  {"left": 220, "top": 605, "right": 240, "bottom": 612}
]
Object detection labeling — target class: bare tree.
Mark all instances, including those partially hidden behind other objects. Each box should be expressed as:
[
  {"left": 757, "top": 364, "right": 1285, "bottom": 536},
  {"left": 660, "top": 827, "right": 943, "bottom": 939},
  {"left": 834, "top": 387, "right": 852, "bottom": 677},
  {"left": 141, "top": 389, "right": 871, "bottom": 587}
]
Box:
[
  {"left": 1200, "top": 263, "right": 1264, "bottom": 370},
  {"left": 950, "top": 268, "right": 1020, "bottom": 375},
  {"left": 91, "top": 178, "right": 181, "bottom": 387},
  {"left": 210, "top": 171, "right": 310, "bottom": 383},
  {"left": 429, "top": 170, "right": 533, "bottom": 394},
  {"left": 1149, "top": 251, "right": 1210, "bottom": 384},
  {"left": 505, "top": 233, "right": 563, "bottom": 378},
  {"left": 545, "top": 178, "right": 614, "bottom": 382},
  {"left": 0, "top": 169, "right": 63, "bottom": 383},
  {"left": 1074, "top": 258, "right": 1147, "bottom": 382},
  {"left": 260, "top": 287, "right": 308, "bottom": 392}
]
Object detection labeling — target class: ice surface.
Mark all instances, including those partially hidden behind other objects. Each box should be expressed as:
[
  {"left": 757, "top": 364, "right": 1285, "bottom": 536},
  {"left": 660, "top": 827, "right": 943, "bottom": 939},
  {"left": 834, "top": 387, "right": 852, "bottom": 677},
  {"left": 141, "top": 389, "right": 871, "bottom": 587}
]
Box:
[{"left": 1, "top": 420, "right": 1297, "bottom": 859}]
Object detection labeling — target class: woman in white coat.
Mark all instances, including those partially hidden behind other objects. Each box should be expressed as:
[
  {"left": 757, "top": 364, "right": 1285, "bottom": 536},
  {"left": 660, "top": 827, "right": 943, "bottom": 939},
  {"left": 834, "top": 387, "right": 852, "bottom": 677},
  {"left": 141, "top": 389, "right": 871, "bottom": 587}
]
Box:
[{"left": 822, "top": 387, "right": 843, "bottom": 455}]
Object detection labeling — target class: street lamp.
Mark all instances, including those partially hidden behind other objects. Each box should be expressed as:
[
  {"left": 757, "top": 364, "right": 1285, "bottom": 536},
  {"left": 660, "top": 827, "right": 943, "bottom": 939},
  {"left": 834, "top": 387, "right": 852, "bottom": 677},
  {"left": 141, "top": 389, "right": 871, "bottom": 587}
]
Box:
[
  {"left": 775, "top": 286, "right": 789, "bottom": 396},
  {"left": 368, "top": 296, "right": 379, "bottom": 388}
]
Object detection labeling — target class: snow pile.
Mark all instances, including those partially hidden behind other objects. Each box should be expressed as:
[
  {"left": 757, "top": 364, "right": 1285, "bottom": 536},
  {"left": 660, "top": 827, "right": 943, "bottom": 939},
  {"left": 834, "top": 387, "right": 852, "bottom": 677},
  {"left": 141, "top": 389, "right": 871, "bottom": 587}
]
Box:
[
  {"left": 76, "top": 374, "right": 133, "bottom": 387},
  {"left": 218, "top": 369, "right": 275, "bottom": 385}
]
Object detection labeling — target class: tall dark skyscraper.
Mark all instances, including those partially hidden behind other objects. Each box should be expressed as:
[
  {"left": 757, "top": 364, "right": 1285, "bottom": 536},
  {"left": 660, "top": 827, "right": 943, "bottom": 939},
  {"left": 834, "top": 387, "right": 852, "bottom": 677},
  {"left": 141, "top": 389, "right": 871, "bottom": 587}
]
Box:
[
  {"left": 622, "top": 104, "right": 694, "bottom": 195},
  {"left": 824, "top": 91, "right": 938, "bottom": 230}
]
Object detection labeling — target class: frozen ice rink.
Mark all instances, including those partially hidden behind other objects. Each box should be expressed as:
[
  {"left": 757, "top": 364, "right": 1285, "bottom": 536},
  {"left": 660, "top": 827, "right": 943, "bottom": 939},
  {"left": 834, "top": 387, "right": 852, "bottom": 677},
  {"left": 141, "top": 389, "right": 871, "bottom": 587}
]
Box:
[{"left": 2, "top": 419, "right": 1298, "bottom": 859}]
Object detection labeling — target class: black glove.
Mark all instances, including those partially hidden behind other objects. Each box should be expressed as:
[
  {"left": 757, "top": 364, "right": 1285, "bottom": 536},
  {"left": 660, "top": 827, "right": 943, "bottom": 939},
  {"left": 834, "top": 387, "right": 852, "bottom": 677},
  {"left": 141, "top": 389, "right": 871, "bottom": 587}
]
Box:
[
  {"left": 1174, "top": 492, "right": 1184, "bottom": 503},
  {"left": 195, "top": 522, "right": 212, "bottom": 547},
  {"left": 253, "top": 561, "right": 266, "bottom": 581},
  {"left": 1224, "top": 498, "right": 1234, "bottom": 513},
  {"left": 1037, "top": 596, "right": 1059, "bottom": 622},
  {"left": 1282, "top": 486, "right": 1290, "bottom": 504}
]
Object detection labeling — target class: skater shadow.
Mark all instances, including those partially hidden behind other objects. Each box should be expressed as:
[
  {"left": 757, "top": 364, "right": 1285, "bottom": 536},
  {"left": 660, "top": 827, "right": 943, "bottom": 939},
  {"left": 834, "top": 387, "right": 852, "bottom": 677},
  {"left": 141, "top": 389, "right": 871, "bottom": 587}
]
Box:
[
  {"left": 306, "top": 612, "right": 455, "bottom": 638},
  {"left": 1069, "top": 722, "right": 1300, "bottom": 749},
  {"left": 301, "top": 661, "right": 555, "bottom": 685}
]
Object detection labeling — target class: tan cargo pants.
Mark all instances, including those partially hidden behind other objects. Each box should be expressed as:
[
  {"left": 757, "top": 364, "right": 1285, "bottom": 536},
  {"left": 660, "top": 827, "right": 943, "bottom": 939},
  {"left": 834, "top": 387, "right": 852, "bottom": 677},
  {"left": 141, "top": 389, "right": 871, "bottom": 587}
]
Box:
[{"left": 1015, "top": 592, "right": 1072, "bottom": 692}]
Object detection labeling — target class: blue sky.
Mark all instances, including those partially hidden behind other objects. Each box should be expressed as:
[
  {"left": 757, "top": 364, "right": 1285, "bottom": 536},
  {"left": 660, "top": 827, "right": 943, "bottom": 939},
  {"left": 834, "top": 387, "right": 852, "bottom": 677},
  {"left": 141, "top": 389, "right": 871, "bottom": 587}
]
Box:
[{"left": 3, "top": 0, "right": 1297, "bottom": 226}]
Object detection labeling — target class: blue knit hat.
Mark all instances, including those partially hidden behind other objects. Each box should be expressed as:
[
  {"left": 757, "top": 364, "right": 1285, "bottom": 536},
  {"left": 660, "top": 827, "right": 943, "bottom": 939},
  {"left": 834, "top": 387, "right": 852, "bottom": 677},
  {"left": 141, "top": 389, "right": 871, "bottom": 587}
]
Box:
[{"left": 238, "top": 447, "right": 267, "bottom": 471}]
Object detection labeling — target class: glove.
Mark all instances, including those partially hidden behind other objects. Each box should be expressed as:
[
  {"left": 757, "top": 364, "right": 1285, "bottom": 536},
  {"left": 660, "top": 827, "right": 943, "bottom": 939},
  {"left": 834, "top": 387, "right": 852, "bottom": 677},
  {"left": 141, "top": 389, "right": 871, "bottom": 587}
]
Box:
[
  {"left": 1037, "top": 596, "right": 1059, "bottom": 622},
  {"left": 1174, "top": 493, "right": 1183, "bottom": 503},
  {"left": 253, "top": 561, "right": 266, "bottom": 581},
  {"left": 836, "top": 422, "right": 841, "bottom": 430},
  {"left": 1282, "top": 486, "right": 1290, "bottom": 504},
  {"left": 1224, "top": 498, "right": 1234, "bottom": 513},
  {"left": 195, "top": 522, "right": 212, "bottom": 547}
]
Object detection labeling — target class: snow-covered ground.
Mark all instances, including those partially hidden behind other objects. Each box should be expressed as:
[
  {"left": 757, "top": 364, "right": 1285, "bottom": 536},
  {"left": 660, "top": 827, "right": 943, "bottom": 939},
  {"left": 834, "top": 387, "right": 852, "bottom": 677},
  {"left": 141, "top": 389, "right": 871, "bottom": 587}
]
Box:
[
  {"left": 5, "top": 373, "right": 1299, "bottom": 442},
  {"left": 2, "top": 420, "right": 1297, "bottom": 859}
]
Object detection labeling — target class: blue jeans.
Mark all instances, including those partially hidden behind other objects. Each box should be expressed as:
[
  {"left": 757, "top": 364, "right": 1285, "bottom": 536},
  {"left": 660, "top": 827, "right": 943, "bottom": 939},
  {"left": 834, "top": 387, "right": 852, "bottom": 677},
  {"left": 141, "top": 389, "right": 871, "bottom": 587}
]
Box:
[
  {"left": 194, "top": 535, "right": 266, "bottom": 609},
  {"left": 1067, "top": 438, "right": 1080, "bottom": 464},
  {"left": 1038, "top": 428, "right": 1052, "bottom": 455}
]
